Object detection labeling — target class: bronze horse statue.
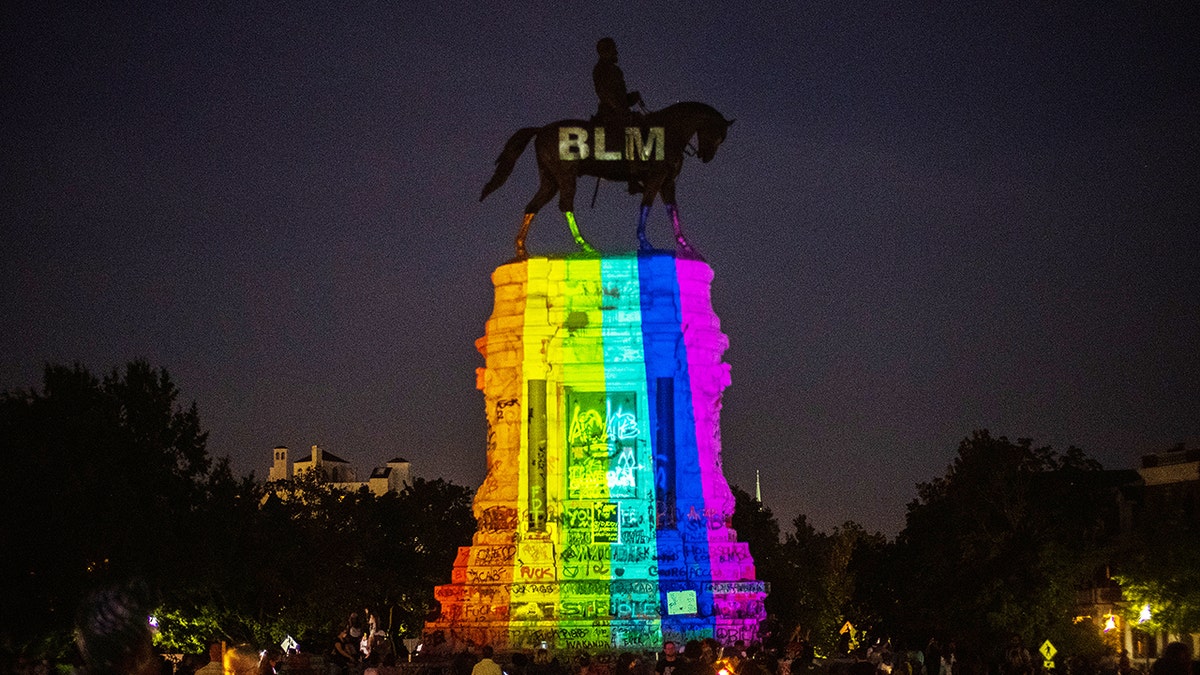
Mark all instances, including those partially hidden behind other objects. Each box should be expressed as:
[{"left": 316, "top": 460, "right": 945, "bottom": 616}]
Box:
[{"left": 480, "top": 101, "right": 733, "bottom": 259}]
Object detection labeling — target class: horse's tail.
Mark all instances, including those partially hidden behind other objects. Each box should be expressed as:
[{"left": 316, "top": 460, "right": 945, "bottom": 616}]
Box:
[{"left": 480, "top": 127, "right": 541, "bottom": 201}]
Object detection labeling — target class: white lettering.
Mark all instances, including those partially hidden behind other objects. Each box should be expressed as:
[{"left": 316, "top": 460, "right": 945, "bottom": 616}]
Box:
[
  {"left": 557, "top": 126, "right": 666, "bottom": 161},
  {"left": 593, "top": 127, "right": 622, "bottom": 161},
  {"left": 559, "top": 127, "right": 589, "bottom": 160},
  {"left": 626, "top": 127, "right": 665, "bottom": 161}
]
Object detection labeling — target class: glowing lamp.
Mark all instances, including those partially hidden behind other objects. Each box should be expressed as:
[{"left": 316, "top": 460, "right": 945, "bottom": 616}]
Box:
[
  {"left": 1138, "top": 605, "right": 1151, "bottom": 624},
  {"left": 1104, "top": 615, "right": 1116, "bottom": 632}
]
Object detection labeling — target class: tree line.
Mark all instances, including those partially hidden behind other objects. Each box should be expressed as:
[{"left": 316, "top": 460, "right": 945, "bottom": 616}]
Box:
[
  {"left": 0, "top": 361, "right": 474, "bottom": 660},
  {"left": 732, "top": 432, "right": 1200, "bottom": 666}
]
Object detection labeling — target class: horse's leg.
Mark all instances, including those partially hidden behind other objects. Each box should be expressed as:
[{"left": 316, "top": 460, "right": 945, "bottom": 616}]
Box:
[
  {"left": 637, "top": 173, "right": 666, "bottom": 251},
  {"left": 637, "top": 205, "right": 653, "bottom": 250},
  {"left": 559, "top": 177, "right": 597, "bottom": 253},
  {"left": 517, "top": 169, "right": 559, "bottom": 259},
  {"left": 514, "top": 213, "right": 535, "bottom": 260},
  {"left": 564, "top": 212, "right": 597, "bottom": 254},
  {"left": 662, "top": 179, "right": 703, "bottom": 260}
]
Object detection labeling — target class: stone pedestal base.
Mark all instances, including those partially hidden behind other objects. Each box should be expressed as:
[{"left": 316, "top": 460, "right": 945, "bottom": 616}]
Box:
[{"left": 424, "top": 253, "right": 765, "bottom": 653}]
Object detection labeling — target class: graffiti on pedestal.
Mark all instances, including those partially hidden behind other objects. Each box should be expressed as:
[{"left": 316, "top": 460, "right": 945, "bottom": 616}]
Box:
[{"left": 566, "top": 390, "right": 641, "bottom": 500}]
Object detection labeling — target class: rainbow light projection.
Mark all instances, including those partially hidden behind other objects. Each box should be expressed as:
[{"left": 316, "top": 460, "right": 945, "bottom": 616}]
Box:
[{"left": 424, "top": 253, "right": 765, "bottom": 653}]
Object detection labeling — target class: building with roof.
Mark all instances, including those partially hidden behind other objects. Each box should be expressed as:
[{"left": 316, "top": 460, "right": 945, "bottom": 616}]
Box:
[
  {"left": 267, "top": 444, "right": 411, "bottom": 496},
  {"left": 1072, "top": 446, "right": 1200, "bottom": 662}
]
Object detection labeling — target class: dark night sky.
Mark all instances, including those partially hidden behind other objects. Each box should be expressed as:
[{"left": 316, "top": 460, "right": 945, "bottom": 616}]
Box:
[{"left": 4, "top": 3, "right": 1198, "bottom": 535}]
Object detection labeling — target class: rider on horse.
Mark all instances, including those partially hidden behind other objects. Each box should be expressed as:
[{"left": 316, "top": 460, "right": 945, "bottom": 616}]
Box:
[
  {"left": 593, "top": 37, "right": 643, "bottom": 123},
  {"left": 478, "top": 39, "right": 734, "bottom": 259},
  {"left": 593, "top": 37, "right": 645, "bottom": 194}
]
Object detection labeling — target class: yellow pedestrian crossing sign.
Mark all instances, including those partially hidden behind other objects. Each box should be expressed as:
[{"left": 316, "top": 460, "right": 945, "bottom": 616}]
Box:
[
  {"left": 1039, "top": 640, "right": 1057, "bottom": 660},
  {"left": 1040, "top": 640, "right": 1057, "bottom": 668}
]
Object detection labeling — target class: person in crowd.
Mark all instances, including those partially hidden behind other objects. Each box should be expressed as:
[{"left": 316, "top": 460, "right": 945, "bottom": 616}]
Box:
[
  {"left": 194, "top": 639, "right": 225, "bottom": 675},
  {"left": 739, "top": 646, "right": 768, "bottom": 675},
  {"left": 1118, "top": 651, "right": 1134, "bottom": 675},
  {"left": 878, "top": 649, "right": 896, "bottom": 675},
  {"left": 176, "top": 652, "right": 210, "bottom": 675},
  {"left": 1002, "top": 635, "right": 1033, "bottom": 675},
  {"left": 678, "top": 640, "right": 716, "bottom": 675},
  {"left": 850, "top": 649, "right": 877, "bottom": 675},
  {"left": 473, "top": 645, "right": 504, "bottom": 675},
  {"left": 910, "top": 649, "right": 925, "bottom": 675},
  {"left": 368, "top": 631, "right": 394, "bottom": 664},
  {"left": 658, "top": 641, "right": 682, "bottom": 675},
  {"left": 222, "top": 644, "right": 259, "bottom": 675},
  {"left": 530, "top": 647, "right": 562, "bottom": 675},
  {"left": 1151, "top": 642, "right": 1192, "bottom": 675},
  {"left": 361, "top": 650, "right": 402, "bottom": 675},
  {"left": 615, "top": 652, "right": 639, "bottom": 675},
  {"left": 573, "top": 651, "right": 593, "bottom": 675},
  {"left": 331, "top": 612, "right": 365, "bottom": 674},
  {"left": 924, "top": 639, "right": 941, "bottom": 675},
  {"left": 73, "top": 585, "right": 161, "bottom": 675},
  {"left": 454, "top": 648, "right": 480, "bottom": 675},
  {"left": 511, "top": 651, "right": 531, "bottom": 675},
  {"left": 701, "top": 638, "right": 722, "bottom": 667},
  {"left": 938, "top": 642, "right": 956, "bottom": 675},
  {"left": 259, "top": 646, "right": 283, "bottom": 675}
]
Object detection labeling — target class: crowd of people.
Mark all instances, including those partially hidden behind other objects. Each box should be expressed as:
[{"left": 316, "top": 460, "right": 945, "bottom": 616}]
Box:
[{"left": 15, "top": 585, "right": 1196, "bottom": 675}]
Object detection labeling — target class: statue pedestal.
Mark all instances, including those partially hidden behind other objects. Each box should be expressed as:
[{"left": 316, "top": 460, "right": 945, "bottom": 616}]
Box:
[{"left": 424, "top": 253, "right": 765, "bottom": 653}]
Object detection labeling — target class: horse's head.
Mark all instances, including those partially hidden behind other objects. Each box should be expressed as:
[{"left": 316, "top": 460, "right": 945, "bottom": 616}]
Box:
[{"left": 696, "top": 116, "right": 734, "bottom": 163}]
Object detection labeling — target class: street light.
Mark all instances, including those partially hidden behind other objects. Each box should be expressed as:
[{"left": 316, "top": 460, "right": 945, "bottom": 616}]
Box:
[{"left": 1137, "top": 605, "right": 1152, "bottom": 673}]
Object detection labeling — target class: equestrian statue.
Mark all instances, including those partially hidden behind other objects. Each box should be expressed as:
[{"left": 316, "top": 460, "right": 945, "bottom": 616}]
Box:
[{"left": 479, "top": 38, "right": 734, "bottom": 260}]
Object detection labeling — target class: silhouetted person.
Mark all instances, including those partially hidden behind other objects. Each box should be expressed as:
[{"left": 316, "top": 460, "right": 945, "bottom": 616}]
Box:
[
  {"left": 658, "top": 641, "right": 681, "bottom": 675},
  {"left": 530, "top": 647, "right": 563, "bottom": 675},
  {"left": 1002, "top": 635, "right": 1032, "bottom": 675},
  {"left": 593, "top": 37, "right": 642, "bottom": 124},
  {"left": 1151, "top": 642, "right": 1192, "bottom": 675},
  {"left": 454, "top": 649, "right": 480, "bottom": 675},
  {"left": 74, "top": 585, "right": 160, "bottom": 675},
  {"left": 850, "top": 650, "right": 876, "bottom": 675},
  {"left": 473, "top": 645, "right": 503, "bottom": 675},
  {"left": 195, "top": 639, "right": 224, "bottom": 674},
  {"left": 224, "top": 644, "right": 260, "bottom": 675},
  {"left": 677, "top": 641, "right": 716, "bottom": 675}
]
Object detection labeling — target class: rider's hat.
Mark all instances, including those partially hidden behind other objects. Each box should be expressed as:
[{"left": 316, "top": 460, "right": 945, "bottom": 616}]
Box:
[{"left": 596, "top": 37, "right": 617, "bottom": 58}]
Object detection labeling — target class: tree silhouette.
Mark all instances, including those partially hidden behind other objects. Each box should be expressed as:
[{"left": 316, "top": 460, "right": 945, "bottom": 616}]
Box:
[
  {"left": 893, "top": 430, "right": 1113, "bottom": 659},
  {"left": 0, "top": 361, "right": 225, "bottom": 655}
]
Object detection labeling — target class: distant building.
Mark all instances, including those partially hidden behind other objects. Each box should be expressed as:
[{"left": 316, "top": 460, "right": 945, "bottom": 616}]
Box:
[
  {"left": 1139, "top": 446, "right": 1200, "bottom": 508},
  {"left": 267, "top": 444, "right": 411, "bottom": 497},
  {"left": 1072, "top": 446, "right": 1200, "bottom": 662}
]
